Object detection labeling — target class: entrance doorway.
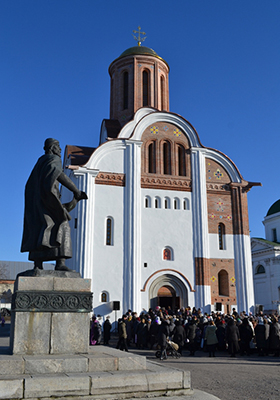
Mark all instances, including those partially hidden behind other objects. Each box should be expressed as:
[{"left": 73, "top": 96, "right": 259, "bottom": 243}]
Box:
[
  {"left": 157, "top": 285, "right": 180, "bottom": 310},
  {"left": 149, "top": 273, "right": 188, "bottom": 310}
]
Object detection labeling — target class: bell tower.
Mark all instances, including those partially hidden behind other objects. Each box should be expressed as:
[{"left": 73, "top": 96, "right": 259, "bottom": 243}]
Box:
[{"left": 109, "top": 27, "right": 170, "bottom": 127}]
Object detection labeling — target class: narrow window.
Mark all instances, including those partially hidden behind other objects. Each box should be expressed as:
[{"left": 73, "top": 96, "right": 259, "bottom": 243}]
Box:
[
  {"left": 74, "top": 218, "right": 77, "bottom": 229},
  {"left": 101, "top": 292, "right": 107, "bottom": 302},
  {"left": 183, "top": 198, "right": 189, "bottom": 210},
  {"left": 143, "top": 70, "right": 149, "bottom": 106},
  {"left": 174, "top": 198, "right": 180, "bottom": 210},
  {"left": 163, "top": 247, "right": 173, "bottom": 261},
  {"left": 145, "top": 196, "right": 151, "bottom": 208},
  {"left": 123, "top": 71, "right": 128, "bottom": 110},
  {"left": 144, "top": 262, "right": 147, "bottom": 268},
  {"left": 106, "top": 218, "right": 113, "bottom": 245},
  {"left": 218, "top": 270, "right": 229, "bottom": 296},
  {"left": 163, "top": 142, "right": 171, "bottom": 175},
  {"left": 161, "top": 76, "right": 165, "bottom": 110},
  {"left": 148, "top": 142, "right": 156, "bottom": 173},
  {"left": 164, "top": 197, "right": 170, "bottom": 209},
  {"left": 218, "top": 223, "right": 225, "bottom": 250},
  {"left": 178, "top": 145, "right": 186, "bottom": 176},
  {"left": 256, "top": 265, "right": 265, "bottom": 274},
  {"left": 155, "top": 197, "right": 161, "bottom": 209},
  {"left": 272, "top": 228, "right": 277, "bottom": 242},
  {"left": 163, "top": 248, "right": 171, "bottom": 260}
]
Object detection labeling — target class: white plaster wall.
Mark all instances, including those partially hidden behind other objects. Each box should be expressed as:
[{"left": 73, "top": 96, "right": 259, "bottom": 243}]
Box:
[
  {"left": 140, "top": 189, "right": 194, "bottom": 308},
  {"left": 263, "top": 212, "right": 280, "bottom": 242},
  {"left": 90, "top": 184, "right": 124, "bottom": 310},
  {"left": 253, "top": 253, "right": 280, "bottom": 311},
  {"left": 208, "top": 233, "right": 234, "bottom": 259}
]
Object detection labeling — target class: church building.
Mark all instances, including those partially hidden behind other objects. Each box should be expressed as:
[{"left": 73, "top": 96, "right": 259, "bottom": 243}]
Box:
[
  {"left": 251, "top": 200, "right": 280, "bottom": 314},
  {"left": 61, "top": 35, "right": 259, "bottom": 316}
]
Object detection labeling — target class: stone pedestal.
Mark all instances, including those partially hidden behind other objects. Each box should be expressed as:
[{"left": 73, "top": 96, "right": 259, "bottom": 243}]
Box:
[{"left": 10, "top": 272, "right": 92, "bottom": 355}]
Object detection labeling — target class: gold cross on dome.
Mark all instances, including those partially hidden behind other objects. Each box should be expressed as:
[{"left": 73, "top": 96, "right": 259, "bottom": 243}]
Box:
[{"left": 132, "top": 26, "right": 146, "bottom": 46}]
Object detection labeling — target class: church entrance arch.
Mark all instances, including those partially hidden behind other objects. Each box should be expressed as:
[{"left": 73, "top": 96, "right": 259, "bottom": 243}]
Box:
[{"left": 149, "top": 274, "right": 188, "bottom": 311}]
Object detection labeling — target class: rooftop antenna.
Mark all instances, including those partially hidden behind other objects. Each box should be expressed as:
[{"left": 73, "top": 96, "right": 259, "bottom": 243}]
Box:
[{"left": 132, "top": 26, "right": 146, "bottom": 46}]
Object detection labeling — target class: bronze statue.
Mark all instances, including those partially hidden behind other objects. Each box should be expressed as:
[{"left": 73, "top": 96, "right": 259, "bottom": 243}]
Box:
[{"left": 21, "top": 138, "right": 87, "bottom": 271}]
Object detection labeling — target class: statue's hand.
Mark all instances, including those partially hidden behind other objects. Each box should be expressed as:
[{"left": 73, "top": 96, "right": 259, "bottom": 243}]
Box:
[{"left": 74, "top": 190, "right": 88, "bottom": 201}]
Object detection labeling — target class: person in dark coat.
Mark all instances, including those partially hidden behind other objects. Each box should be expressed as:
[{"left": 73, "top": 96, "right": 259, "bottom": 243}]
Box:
[
  {"left": 21, "top": 138, "right": 87, "bottom": 270},
  {"left": 135, "top": 318, "right": 148, "bottom": 349},
  {"left": 185, "top": 318, "right": 197, "bottom": 356},
  {"left": 118, "top": 315, "right": 129, "bottom": 352},
  {"left": 225, "top": 318, "right": 240, "bottom": 357},
  {"left": 158, "top": 319, "right": 169, "bottom": 360},
  {"left": 239, "top": 318, "right": 253, "bottom": 356},
  {"left": 103, "top": 317, "right": 112, "bottom": 345},
  {"left": 173, "top": 320, "right": 186, "bottom": 355},
  {"left": 254, "top": 318, "right": 269, "bottom": 356},
  {"left": 149, "top": 317, "right": 160, "bottom": 349},
  {"left": 269, "top": 317, "right": 280, "bottom": 356}
]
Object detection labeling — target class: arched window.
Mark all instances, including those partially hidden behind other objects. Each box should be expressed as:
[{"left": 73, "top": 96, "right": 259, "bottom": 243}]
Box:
[
  {"left": 143, "top": 70, "right": 149, "bottom": 106},
  {"left": 178, "top": 145, "right": 186, "bottom": 176},
  {"left": 218, "top": 223, "right": 225, "bottom": 250},
  {"left": 155, "top": 196, "right": 161, "bottom": 209},
  {"left": 256, "top": 264, "right": 265, "bottom": 274},
  {"left": 101, "top": 291, "right": 109, "bottom": 302},
  {"left": 174, "top": 197, "right": 180, "bottom": 210},
  {"left": 148, "top": 141, "right": 156, "bottom": 173},
  {"left": 183, "top": 198, "right": 190, "bottom": 210},
  {"left": 218, "top": 270, "right": 229, "bottom": 296},
  {"left": 164, "top": 197, "right": 170, "bottom": 209},
  {"left": 144, "top": 196, "right": 151, "bottom": 208},
  {"left": 161, "top": 76, "right": 165, "bottom": 110},
  {"left": 163, "top": 141, "right": 171, "bottom": 175},
  {"left": 106, "top": 217, "right": 113, "bottom": 246},
  {"left": 163, "top": 247, "right": 173, "bottom": 261},
  {"left": 123, "top": 71, "right": 128, "bottom": 110}
]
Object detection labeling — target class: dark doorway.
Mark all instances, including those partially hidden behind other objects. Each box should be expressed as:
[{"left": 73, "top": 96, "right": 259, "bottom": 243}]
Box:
[{"left": 157, "top": 285, "right": 180, "bottom": 311}]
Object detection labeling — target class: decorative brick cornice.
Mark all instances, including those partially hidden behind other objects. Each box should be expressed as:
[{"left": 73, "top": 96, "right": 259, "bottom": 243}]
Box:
[
  {"left": 95, "top": 172, "right": 125, "bottom": 187},
  {"left": 141, "top": 175, "right": 192, "bottom": 192},
  {"left": 206, "top": 183, "right": 231, "bottom": 193}
]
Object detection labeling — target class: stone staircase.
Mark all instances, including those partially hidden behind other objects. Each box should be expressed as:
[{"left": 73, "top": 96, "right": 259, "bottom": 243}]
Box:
[{"left": 0, "top": 346, "right": 192, "bottom": 399}]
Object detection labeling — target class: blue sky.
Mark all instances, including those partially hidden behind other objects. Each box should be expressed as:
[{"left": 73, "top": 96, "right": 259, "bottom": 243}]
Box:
[{"left": 1, "top": 1, "right": 279, "bottom": 262}]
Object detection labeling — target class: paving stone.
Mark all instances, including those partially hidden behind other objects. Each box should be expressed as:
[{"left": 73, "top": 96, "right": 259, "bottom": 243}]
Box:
[
  {"left": 14, "top": 276, "right": 54, "bottom": 291},
  {"left": 118, "top": 354, "right": 146, "bottom": 370},
  {"left": 53, "top": 277, "right": 91, "bottom": 292},
  {"left": 86, "top": 354, "right": 118, "bottom": 372},
  {"left": 50, "top": 313, "right": 89, "bottom": 354},
  {"left": 146, "top": 369, "right": 183, "bottom": 391},
  {"left": 24, "top": 373, "right": 90, "bottom": 398},
  {"left": 10, "top": 312, "right": 51, "bottom": 355},
  {"left": 24, "top": 354, "right": 88, "bottom": 374},
  {"left": 0, "top": 355, "right": 24, "bottom": 375},
  {"left": 0, "top": 377, "right": 23, "bottom": 399},
  {"left": 89, "top": 370, "right": 148, "bottom": 395}
]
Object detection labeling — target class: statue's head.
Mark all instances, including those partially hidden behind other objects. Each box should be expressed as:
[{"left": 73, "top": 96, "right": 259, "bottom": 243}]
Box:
[{"left": 44, "top": 138, "right": 61, "bottom": 156}]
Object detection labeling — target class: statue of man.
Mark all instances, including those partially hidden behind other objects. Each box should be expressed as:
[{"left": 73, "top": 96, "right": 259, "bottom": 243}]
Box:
[{"left": 21, "top": 138, "right": 87, "bottom": 271}]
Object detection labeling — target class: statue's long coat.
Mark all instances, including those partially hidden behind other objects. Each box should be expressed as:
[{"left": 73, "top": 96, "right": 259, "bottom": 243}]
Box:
[{"left": 21, "top": 154, "right": 72, "bottom": 261}]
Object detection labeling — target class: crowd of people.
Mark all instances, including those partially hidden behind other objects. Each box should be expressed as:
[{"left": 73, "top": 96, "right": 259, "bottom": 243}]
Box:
[{"left": 90, "top": 306, "right": 280, "bottom": 359}]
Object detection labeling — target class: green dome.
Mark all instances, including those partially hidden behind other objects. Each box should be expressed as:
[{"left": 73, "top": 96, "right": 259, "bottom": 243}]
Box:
[
  {"left": 115, "top": 46, "right": 169, "bottom": 68},
  {"left": 267, "top": 199, "right": 280, "bottom": 216},
  {"left": 119, "top": 46, "right": 160, "bottom": 58}
]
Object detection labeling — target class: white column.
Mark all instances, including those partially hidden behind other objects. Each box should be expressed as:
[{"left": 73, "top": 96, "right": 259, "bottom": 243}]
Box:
[
  {"left": 191, "top": 148, "right": 211, "bottom": 313},
  {"left": 234, "top": 234, "right": 255, "bottom": 313},
  {"left": 123, "top": 140, "right": 142, "bottom": 313}
]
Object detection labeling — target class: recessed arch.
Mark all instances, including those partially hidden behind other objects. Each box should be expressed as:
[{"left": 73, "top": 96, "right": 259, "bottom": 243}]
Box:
[
  {"left": 256, "top": 264, "right": 265, "bottom": 274},
  {"left": 141, "top": 268, "right": 195, "bottom": 292},
  {"left": 148, "top": 273, "right": 189, "bottom": 309}
]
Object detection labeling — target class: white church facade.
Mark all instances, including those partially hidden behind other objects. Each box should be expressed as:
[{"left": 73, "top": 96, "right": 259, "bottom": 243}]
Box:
[
  {"left": 251, "top": 200, "right": 280, "bottom": 314},
  {"left": 61, "top": 42, "right": 259, "bottom": 317}
]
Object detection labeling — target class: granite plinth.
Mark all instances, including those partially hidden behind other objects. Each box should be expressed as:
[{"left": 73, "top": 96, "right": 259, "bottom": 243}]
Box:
[{"left": 10, "top": 275, "right": 92, "bottom": 355}]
